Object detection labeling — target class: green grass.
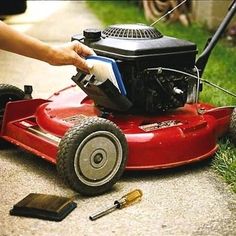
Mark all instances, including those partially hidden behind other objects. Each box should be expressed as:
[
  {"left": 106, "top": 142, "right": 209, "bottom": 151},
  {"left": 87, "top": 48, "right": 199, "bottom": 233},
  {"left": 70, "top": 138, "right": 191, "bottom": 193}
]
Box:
[
  {"left": 86, "top": 1, "right": 236, "bottom": 192},
  {"left": 213, "top": 139, "right": 236, "bottom": 192}
]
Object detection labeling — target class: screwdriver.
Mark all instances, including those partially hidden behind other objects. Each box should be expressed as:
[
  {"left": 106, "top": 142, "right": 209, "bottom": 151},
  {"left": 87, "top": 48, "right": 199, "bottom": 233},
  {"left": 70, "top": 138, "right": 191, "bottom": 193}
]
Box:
[{"left": 89, "top": 189, "right": 143, "bottom": 221}]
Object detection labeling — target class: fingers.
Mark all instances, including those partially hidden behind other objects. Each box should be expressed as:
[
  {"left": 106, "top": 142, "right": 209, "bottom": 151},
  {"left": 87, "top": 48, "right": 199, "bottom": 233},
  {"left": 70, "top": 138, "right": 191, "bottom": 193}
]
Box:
[
  {"left": 50, "top": 41, "right": 95, "bottom": 72},
  {"left": 73, "top": 54, "right": 91, "bottom": 74},
  {"left": 72, "top": 41, "right": 95, "bottom": 57},
  {"left": 71, "top": 41, "right": 95, "bottom": 73}
]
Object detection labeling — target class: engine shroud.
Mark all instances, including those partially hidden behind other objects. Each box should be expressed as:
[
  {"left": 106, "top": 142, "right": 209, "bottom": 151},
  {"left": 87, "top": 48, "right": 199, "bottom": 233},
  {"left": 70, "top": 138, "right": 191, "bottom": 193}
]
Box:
[{"left": 72, "top": 24, "right": 198, "bottom": 113}]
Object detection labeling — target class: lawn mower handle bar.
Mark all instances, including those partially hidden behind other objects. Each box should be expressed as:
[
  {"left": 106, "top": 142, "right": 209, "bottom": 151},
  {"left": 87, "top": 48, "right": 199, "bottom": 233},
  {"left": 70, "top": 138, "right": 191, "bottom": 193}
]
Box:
[{"left": 195, "top": 0, "right": 236, "bottom": 77}]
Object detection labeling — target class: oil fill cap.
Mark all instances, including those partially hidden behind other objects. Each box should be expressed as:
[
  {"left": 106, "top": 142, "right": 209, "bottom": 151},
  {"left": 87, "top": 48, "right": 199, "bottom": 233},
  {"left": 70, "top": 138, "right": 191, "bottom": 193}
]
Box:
[{"left": 83, "top": 29, "right": 101, "bottom": 41}]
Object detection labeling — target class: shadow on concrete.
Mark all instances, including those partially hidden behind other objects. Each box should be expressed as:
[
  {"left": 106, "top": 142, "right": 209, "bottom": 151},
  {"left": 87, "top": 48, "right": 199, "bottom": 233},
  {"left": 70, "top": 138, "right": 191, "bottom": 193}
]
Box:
[{"left": 122, "top": 158, "right": 213, "bottom": 181}]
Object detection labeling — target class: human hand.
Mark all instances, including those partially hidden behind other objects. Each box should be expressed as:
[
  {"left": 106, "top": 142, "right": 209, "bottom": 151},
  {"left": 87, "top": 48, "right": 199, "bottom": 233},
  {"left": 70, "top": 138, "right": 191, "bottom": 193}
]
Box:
[{"left": 48, "top": 41, "right": 95, "bottom": 73}]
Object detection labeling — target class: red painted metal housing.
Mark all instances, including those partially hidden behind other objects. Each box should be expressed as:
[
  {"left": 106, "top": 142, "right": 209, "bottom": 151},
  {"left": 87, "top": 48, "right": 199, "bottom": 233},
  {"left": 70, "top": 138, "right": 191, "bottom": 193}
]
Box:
[{"left": 0, "top": 85, "right": 233, "bottom": 170}]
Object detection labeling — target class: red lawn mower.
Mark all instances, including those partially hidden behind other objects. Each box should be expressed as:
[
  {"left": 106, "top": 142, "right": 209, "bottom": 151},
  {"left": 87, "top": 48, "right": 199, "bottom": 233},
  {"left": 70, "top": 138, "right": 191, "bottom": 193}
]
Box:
[{"left": 0, "top": 1, "right": 236, "bottom": 196}]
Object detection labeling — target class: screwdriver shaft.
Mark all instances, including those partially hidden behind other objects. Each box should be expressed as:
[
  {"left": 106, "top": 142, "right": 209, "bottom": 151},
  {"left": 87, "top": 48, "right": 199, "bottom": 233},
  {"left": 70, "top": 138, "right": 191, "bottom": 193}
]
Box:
[{"left": 89, "top": 204, "right": 118, "bottom": 221}]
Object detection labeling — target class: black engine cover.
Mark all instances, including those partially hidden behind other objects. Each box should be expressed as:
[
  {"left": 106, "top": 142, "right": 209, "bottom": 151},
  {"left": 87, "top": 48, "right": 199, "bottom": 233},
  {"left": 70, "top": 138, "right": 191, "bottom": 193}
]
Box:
[
  {"left": 72, "top": 24, "right": 198, "bottom": 113},
  {"left": 72, "top": 24, "right": 197, "bottom": 68}
]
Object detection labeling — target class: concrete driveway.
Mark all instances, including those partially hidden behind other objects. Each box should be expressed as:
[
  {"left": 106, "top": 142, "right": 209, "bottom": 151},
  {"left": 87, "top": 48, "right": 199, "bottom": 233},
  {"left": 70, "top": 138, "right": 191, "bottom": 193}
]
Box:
[{"left": 0, "top": 2, "right": 235, "bottom": 236}]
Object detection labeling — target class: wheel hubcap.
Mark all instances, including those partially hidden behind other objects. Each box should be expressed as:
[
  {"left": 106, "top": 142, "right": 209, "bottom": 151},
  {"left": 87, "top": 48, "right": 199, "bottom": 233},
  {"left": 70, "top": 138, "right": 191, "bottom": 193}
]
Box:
[
  {"left": 74, "top": 131, "right": 123, "bottom": 187},
  {"left": 94, "top": 153, "right": 103, "bottom": 164},
  {"left": 91, "top": 149, "right": 107, "bottom": 168}
]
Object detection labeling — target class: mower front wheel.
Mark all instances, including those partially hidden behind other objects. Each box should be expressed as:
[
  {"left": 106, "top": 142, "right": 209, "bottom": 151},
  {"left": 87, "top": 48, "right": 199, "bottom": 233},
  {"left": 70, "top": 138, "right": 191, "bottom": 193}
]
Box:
[
  {"left": 229, "top": 108, "right": 236, "bottom": 145},
  {"left": 57, "top": 117, "right": 128, "bottom": 196}
]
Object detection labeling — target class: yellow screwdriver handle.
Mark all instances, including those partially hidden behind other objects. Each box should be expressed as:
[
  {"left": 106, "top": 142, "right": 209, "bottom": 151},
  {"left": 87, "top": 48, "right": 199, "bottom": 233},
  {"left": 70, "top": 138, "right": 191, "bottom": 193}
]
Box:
[{"left": 115, "top": 189, "right": 143, "bottom": 208}]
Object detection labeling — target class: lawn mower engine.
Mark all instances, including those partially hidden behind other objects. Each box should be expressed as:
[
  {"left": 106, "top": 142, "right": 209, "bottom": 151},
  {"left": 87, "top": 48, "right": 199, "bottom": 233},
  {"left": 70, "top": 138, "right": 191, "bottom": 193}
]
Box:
[{"left": 72, "top": 24, "right": 198, "bottom": 113}]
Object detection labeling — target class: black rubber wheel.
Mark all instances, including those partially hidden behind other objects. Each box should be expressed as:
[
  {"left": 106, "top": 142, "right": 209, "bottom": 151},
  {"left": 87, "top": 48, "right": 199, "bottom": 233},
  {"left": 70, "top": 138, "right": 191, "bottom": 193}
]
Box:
[
  {"left": 0, "top": 84, "right": 25, "bottom": 122},
  {"left": 0, "top": 84, "right": 25, "bottom": 147},
  {"left": 229, "top": 108, "right": 236, "bottom": 145},
  {"left": 57, "top": 117, "right": 128, "bottom": 196}
]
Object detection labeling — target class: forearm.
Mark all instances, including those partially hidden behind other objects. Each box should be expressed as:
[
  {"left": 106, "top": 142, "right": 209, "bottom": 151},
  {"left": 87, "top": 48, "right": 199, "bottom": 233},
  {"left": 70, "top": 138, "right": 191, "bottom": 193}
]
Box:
[
  {"left": 0, "top": 20, "right": 94, "bottom": 72},
  {"left": 0, "top": 21, "right": 52, "bottom": 63}
]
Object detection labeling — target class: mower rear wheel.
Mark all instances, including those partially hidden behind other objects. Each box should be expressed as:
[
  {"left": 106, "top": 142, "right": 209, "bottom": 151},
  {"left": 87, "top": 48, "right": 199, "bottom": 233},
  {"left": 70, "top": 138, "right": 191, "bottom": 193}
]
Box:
[
  {"left": 0, "top": 84, "right": 25, "bottom": 147},
  {"left": 0, "top": 84, "right": 25, "bottom": 121},
  {"left": 57, "top": 117, "right": 128, "bottom": 196},
  {"left": 229, "top": 108, "right": 236, "bottom": 145}
]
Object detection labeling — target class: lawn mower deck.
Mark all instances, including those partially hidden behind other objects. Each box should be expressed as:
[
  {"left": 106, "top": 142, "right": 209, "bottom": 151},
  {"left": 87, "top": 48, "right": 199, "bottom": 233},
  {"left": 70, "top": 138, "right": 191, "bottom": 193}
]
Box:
[{"left": 1, "top": 85, "right": 232, "bottom": 169}]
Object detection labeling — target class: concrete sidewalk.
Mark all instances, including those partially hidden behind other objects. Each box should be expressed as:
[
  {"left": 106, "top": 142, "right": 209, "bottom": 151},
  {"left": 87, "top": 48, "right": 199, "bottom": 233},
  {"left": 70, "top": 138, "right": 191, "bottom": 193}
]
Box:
[{"left": 0, "top": 2, "right": 235, "bottom": 236}]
